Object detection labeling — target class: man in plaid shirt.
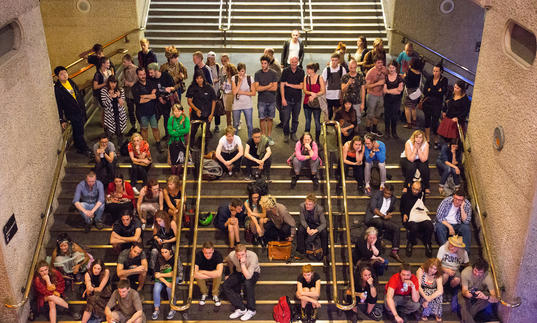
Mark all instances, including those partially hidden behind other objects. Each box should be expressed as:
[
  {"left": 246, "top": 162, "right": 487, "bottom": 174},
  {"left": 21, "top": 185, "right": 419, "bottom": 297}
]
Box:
[{"left": 435, "top": 188, "right": 472, "bottom": 253}]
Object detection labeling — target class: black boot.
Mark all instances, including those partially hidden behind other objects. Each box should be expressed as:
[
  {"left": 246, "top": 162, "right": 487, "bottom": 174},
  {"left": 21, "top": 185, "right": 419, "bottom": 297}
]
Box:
[
  {"left": 425, "top": 243, "right": 433, "bottom": 258},
  {"left": 406, "top": 243, "right": 413, "bottom": 257},
  {"left": 312, "top": 174, "right": 319, "bottom": 190},
  {"left": 392, "top": 128, "right": 399, "bottom": 139},
  {"left": 291, "top": 175, "right": 298, "bottom": 189}
]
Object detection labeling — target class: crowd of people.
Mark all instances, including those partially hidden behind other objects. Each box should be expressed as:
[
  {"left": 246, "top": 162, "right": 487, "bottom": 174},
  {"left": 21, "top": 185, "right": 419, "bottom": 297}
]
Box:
[{"left": 39, "top": 30, "right": 494, "bottom": 323}]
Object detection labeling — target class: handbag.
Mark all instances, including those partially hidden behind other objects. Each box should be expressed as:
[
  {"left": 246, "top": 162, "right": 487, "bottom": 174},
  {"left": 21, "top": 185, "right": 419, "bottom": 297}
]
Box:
[
  {"left": 437, "top": 117, "right": 458, "bottom": 139},
  {"left": 267, "top": 241, "right": 292, "bottom": 261},
  {"left": 408, "top": 88, "right": 422, "bottom": 101},
  {"left": 408, "top": 197, "right": 430, "bottom": 223},
  {"left": 214, "top": 98, "right": 226, "bottom": 116},
  {"left": 306, "top": 76, "right": 321, "bottom": 108}
]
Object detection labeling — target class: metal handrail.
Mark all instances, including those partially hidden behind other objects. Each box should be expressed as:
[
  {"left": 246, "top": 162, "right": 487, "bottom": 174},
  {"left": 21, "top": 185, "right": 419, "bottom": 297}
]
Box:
[
  {"left": 5, "top": 99, "right": 100, "bottom": 309},
  {"left": 218, "top": 0, "right": 232, "bottom": 32},
  {"left": 299, "top": 0, "right": 313, "bottom": 32},
  {"left": 70, "top": 49, "right": 128, "bottom": 80},
  {"left": 456, "top": 123, "right": 521, "bottom": 308},
  {"left": 170, "top": 120, "right": 207, "bottom": 312},
  {"left": 52, "top": 28, "right": 143, "bottom": 77},
  {"left": 321, "top": 121, "right": 355, "bottom": 310},
  {"left": 388, "top": 29, "right": 476, "bottom": 77}
]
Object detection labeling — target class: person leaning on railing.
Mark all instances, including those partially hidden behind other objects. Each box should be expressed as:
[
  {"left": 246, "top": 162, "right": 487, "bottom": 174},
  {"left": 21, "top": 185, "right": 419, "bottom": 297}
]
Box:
[
  {"left": 458, "top": 258, "right": 498, "bottom": 323},
  {"left": 53, "top": 66, "right": 92, "bottom": 157},
  {"left": 31, "top": 260, "right": 80, "bottom": 322}
]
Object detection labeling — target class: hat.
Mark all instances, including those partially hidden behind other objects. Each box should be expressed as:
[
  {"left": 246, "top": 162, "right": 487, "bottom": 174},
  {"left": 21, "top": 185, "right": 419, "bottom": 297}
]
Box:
[
  {"left": 207, "top": 51, "right": 216, "bottom": 57},
  {"left": 448, "top": 235, "right": 466, "bottom": 248}
]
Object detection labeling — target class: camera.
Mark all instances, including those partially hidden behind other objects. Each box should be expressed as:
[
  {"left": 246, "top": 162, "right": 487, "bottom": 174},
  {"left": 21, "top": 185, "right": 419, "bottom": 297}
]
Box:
[
  {"left": 470, "top": 288, "right": 479, "bottom": 298},
  {"left": 156, "top": 86, "right": 175, "bottom": 99}
]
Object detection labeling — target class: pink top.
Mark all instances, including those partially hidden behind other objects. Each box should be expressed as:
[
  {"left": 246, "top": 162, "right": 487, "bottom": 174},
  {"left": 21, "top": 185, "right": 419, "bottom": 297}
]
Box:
[{"left": 295, "top": 140, "right": 319, "bottom": 161}]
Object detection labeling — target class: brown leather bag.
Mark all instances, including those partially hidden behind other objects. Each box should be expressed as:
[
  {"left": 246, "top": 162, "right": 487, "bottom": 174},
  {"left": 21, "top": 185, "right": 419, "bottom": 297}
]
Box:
[{"left": 267, "top": 241, "right": 292, "bottom": 261}]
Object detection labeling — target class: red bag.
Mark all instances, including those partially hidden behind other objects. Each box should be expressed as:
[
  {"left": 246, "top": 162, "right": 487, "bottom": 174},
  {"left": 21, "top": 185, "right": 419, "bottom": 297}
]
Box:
[
  {"left": 273, "top": 295, "right": 292, "bottom": 323},
  {"left": 437, "top": 117, "right": 458, "bottom": 139}
]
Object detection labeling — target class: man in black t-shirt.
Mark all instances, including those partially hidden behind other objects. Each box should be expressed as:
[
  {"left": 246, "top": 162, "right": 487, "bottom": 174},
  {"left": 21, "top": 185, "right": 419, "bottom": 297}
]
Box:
[
  {"left": 194, "top": 241, "right": 224, "bottom": 307},
  {"left": 117, "top": 242, "right": 148, "bottom": 292},
  {"left": 243, "top": 128, "right": 272, "bottom": 179},
  {"left": 148, "top": 62, "right": 176, "bottom": 146},
  {"left": 280, "top": 56, "right": 305, "bottom": 143},
  {"left": 110, "top": 210, "right": 142, "bottom": 252},
  {"left": 132, "top": 68, "right": 162, "bottom": 149}
]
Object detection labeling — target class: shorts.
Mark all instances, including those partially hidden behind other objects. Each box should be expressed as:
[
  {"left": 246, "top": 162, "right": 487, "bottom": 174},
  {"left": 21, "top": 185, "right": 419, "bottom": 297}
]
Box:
[
  {"left": 223, "top": 93, "right": 234, "bottom": 112},
  {"left": 258, "top": 101, "right": 276, "bottom": 119},
  {"left": 366, "top": 94, "right": 383, "bottom": 119},
  {"left": 139, "top": 114, "right": 158, "bottom": 129}
]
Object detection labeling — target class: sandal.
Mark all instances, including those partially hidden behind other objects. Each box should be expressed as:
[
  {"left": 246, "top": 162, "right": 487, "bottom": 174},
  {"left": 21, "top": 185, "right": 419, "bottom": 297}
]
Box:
[
  {"left": 435, "top": 316, "right": 442, "bottom": 322},
  {"left": 421, "top": 316, "right": 429, "bottom": 321}
]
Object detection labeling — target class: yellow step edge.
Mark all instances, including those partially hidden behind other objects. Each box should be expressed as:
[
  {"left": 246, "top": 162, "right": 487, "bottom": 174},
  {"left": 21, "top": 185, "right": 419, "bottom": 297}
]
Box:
[{"left": 85, "top": 243, "right": 476, "bottom": 249}]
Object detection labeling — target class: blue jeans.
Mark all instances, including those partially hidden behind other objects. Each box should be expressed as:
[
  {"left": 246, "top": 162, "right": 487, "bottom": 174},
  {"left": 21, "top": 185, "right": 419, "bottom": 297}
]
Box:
[
  {"left": 436, "top": 159, "right": 461, "bottom": 185},
  {"left": 281, "top": 99, "right": 301, "bottom": 136},
  {"left": 435, "top": 222, "right": 471, "bottom": 253},
  {"left": 153, "top": 281, "right": 171, "bottom": 308},
  {"left": 79, "top": 202, "right": 104, "bottom": 224},
  {"left": 233, "top": 108, "right": 253, "bottom": 138},
  {"left": 303, "top": 104, "right": 321, "bottom": 141}
]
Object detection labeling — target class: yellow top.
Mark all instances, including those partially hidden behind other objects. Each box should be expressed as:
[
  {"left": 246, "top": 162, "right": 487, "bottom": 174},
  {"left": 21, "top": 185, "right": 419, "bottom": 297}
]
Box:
[{"left": 61, "top": 80, "right": 77, "bottom": 100}]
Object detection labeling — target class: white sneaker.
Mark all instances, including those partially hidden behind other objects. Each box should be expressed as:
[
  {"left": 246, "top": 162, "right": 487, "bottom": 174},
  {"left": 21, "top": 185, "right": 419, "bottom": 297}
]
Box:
[
  {"left": 141, "top": 223, "right": 146, "bottom": 231},
  {"left": 240, "top": 310, "right": 256, "bottom": 321},
  {"left": 229, "top": 308, "right": 247, "bottom": 319},
  {"left": 199, "top": 294, "right": 208, "bottom": 306},
  {"left": 213, "top": 295, "right": 221, "bottom": 307}
]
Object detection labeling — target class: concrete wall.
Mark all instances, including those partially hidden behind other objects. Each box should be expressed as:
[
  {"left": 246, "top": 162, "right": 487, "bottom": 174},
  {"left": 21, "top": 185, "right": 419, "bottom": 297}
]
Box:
[
  {"left": 0, "top": 0, "right": 63, "bottom": 321},
  {"left": 40, "top": 0, "right": 144, "bottom": 86},
  {"left": 389, "top": 0, "right": 484, "bottom": 81},
  {"left": 467, "top": 0, "right": 537, "bottom": 321}
]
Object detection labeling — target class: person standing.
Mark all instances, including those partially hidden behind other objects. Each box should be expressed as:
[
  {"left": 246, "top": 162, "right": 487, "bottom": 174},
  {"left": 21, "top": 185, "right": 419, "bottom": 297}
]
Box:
[
  {"left": 119, "top": 54, "right": 139, "bottom": 135},
  {"left": 365, "top": 56, "right": 387, "bottom": 136},
  {"left": 161, "top": 45, "right": 188, "bottom": 101},
  {"left": 254, "top": 55, "right": 279, "bottom": 144},
  {"left": 131, "top": 68, "right": 162, "bottom": 151},
  {"left": 231, "top": 63, "right": 256, "bottom": 138},
  {"left": 206, "top": 51, "right": 223, "bottom": 132},
  {"left": 281, "top": 29, "right": 304, "bottom": 68},
  {"left": 186, "top": 71, "right": 216, "bottom": 148},
  {"left": 147, "top": 62, "right": 175, "bottom": 145},
  {"left": 137, "top": 38, "right": 157, "bottom": 71},
  {"left": 280, "top": 56, "right": 305, "bottom": 143},
  {"left": 303, "top": 62, "right": 325, "bottom": 141},
  {"left": 322, "top": 53, "right": 347, "bottom": 119},
  {"left": 341, "top": 59, "right": 366, "bottom": 127},
  {"left": 54, "top": 66, "right": 92, "bottom": 157}
]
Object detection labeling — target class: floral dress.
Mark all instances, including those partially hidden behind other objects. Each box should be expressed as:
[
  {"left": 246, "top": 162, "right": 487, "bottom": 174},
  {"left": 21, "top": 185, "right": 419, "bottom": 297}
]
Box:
[{"left": 420, "top": 273, "right": 442, "bottom": 317}]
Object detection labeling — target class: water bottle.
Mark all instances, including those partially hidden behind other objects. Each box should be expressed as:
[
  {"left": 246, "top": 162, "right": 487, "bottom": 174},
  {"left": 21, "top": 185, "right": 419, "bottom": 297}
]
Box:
[
  {"left": 402, "top": 282, "right": 408, "bottom": 293},
  {"left": 361, "top": 291, "right": 367, "bottom": 303}
]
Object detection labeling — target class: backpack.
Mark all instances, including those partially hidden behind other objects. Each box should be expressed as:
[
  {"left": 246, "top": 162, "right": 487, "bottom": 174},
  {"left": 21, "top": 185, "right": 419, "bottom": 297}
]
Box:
[
  {"left": 273, "top": 295, "right": 293, "bottom": 323},
  {"left": 325, "top": 65, "right": 343, "bottom": 82},
  {"left": 305, "top": 234, "right": 323, "bottom": 261},
  {"left": 248, "top": 177, "right": 269, "bottom": 196},
  {"left": 202, "top": 159, "right": 223, "bottom": 180},
  {"left": 233, "top": 75, "right": 252, "bottom": 88}
]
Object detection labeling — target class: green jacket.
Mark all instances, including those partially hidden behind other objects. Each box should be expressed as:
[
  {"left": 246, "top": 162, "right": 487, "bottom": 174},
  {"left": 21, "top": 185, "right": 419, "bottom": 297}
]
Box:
[{"left": 167, "top": 114, "right": 190, "bottom": 145}]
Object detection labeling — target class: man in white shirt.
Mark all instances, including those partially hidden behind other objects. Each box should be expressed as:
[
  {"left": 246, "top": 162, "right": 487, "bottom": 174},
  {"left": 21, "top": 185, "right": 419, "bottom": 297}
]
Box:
[
  {"left": 322, "top": 53, "right": 347, "bottom": 119},
  {"left": 365, "top": 184, "right": 403, "bottom": 262},
  {"left": 281, "top": 30, "right": 304, "bottom": 68}
]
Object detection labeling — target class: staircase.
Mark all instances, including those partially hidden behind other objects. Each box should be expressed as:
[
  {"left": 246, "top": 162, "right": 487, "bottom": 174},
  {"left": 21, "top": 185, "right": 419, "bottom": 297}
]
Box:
[
  {"left": 145, "top": 0, "right": 388, "bottom": 53},
  {"left": 32, "top": 120, "right": 481, "bottom": 323}
]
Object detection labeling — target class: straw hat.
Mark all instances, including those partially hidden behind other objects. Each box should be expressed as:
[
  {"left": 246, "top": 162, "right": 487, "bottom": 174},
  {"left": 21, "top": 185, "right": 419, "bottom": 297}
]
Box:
[{"left": 448, "top": 235, "right": 466, "bottom": 248}]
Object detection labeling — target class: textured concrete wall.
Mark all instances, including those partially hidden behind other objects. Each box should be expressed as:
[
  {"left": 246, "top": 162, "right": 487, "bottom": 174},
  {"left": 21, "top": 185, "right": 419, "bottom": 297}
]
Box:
[
  {"left": 467, "top": 1, "right": 537, "bottom": 321},
  {"left": 40, "top": 0, "right": 144, "bottom": 85},
  {"left": 0, "top": 0, "right": 62, "bottom": 321},
  {"left": 390, "top": 0, "right": 484, "bottom": 80}
]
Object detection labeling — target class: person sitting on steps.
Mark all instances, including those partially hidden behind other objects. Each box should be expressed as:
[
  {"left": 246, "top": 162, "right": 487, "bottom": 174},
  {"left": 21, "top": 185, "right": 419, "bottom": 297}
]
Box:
[
  {"left": 363, "top": 133, "right": 387, "bottom": 193},
  {"left": 259, "top": 195, "right": 296, "bottom": 244},
  {"left": 290, "top": 132, "right": 321, "bottom": 190},
  {"left": 365, "top": 183, "right": 404, "bottom": 263},
  {"left": 339, "top": 135, "right": 365, "bottom": 193},
  {"left": 214, "top": 198, "right": 246, "bottom": 249},
  {"left": 243, "top": 127, "right": 272, "bottom": 180},
  {"left": 296, "top": 264, "right": 321, "bottom": 322},
  {"left": 194, "top": 241, "right": 224, "bottom": 308},
  {"left": 215, "top": 125, "right": 244, "bottom": 177},
  {"left": 400, "top": 130, "right": 431, "bottom": 194}
]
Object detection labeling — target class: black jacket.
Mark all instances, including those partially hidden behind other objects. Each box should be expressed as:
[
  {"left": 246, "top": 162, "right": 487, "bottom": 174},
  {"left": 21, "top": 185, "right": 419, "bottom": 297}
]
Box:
[
  {"left": 281, "top": 39, "right": 304, "bottom": 68},
  {"left": 365, "top": 190, "right": 397, "bottom": 224},
  {"left": 55, "top": 79, "right": 86, "bottom": 123}
]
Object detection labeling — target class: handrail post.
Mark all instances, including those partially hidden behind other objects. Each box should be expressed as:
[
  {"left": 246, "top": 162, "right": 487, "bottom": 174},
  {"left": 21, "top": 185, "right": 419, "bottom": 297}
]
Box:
[
  {"left": 321, "top": 121, "right": 356, "bottom": 311},
  {"left": 170, "top": 120, "right": 207, "bottom": 311},
  {"left": 456, "top": 123, "right": 521, "bottom": 308}
]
